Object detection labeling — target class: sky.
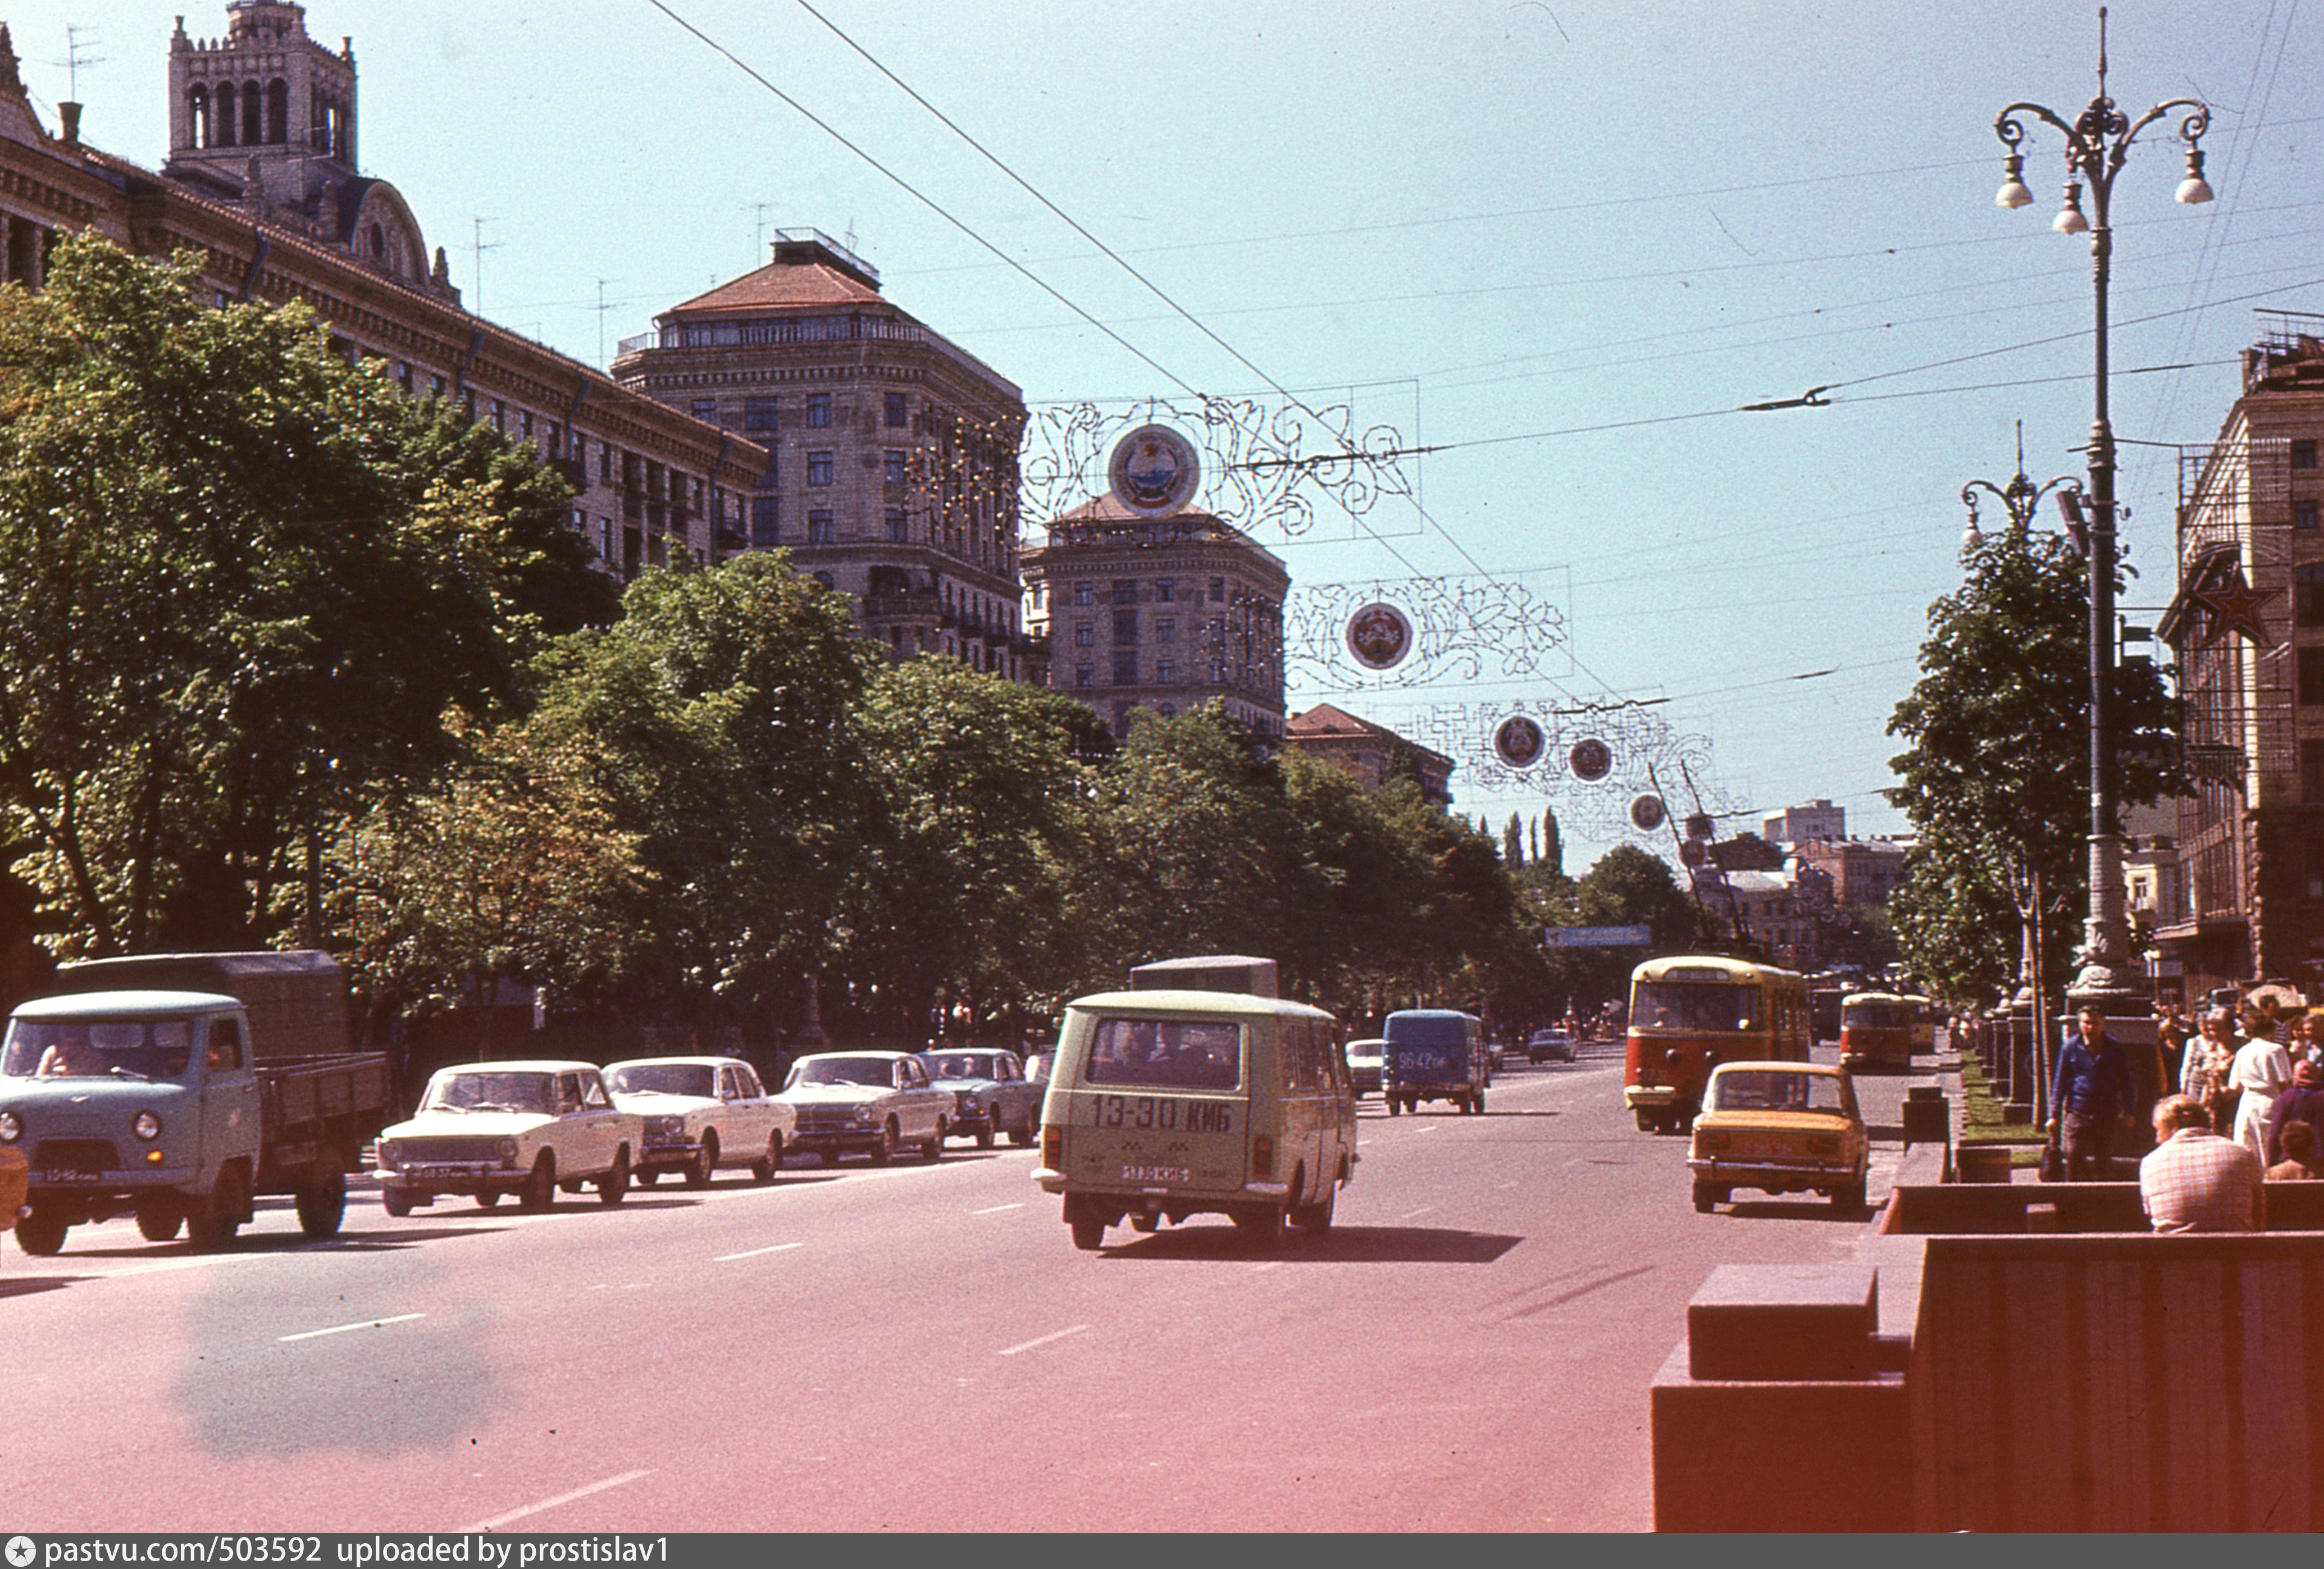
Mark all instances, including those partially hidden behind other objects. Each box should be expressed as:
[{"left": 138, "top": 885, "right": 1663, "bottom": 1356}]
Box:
[{"left": 11, "top": 0, "right": 2324, "bottom": 870}]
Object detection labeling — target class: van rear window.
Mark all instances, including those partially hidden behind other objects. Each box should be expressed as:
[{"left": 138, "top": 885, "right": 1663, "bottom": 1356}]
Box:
[{"left": 1086, "top": 1018, "right": 1241, "bottom": 1090}]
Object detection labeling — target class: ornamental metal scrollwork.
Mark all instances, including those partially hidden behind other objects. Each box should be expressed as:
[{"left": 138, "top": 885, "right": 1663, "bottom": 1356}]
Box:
[{"left": 1284, "top": 577, "right": 1565, "bottom": 690}]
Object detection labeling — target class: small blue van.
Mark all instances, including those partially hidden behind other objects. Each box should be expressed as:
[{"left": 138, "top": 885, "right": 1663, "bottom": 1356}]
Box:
[{"left": 1382, "top": 1009, "right": 1488, "bottom": 1115}]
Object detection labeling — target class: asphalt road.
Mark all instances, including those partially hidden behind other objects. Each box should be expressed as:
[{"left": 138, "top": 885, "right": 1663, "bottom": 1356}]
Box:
[{"left": 0, "top": 1037, "right": 1925, "bottom": 1532}]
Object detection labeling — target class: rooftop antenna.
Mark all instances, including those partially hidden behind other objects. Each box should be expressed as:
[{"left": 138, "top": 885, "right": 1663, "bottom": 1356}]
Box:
[
  {"left": 595, "top": 278, "right": 617, "bottom": 367},
  {"left": 745, "top": 202, "right": 776, "bottom": 265},
  {"left": 53, "top": 24, "right": 103, "bottom": 99},
  {"left": 842, "top": 221, "right": 860, "bottom": 256},
  {"left": 468, "top": 216, "right": 504, "bottom": 313}
]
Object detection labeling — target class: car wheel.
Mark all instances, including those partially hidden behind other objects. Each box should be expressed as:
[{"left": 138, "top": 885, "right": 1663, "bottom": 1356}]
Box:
[
  {"left": 1009, "top": 1118, "right": 1035, "bottom": 1147},
  {"left": 1070, "top": 1217, "right": 1105, "bottom": 1251},
  {"left": 598, "top": 1148, "right": 631, "bottom": 1206},
  {"left": 687, "top": 1132, "right": 718, "bottom": 1189},
  {"left": 520, "top": 1153, "right": 557, "bottom": 1212},
  {"left": 1386, "top": 1096, "right": 1401, "bottom": 1117},
  {"left": 475, "top": 1191, "right": 500, "bottom": 1209},
  {"left": 1692, "top": 1181, "right": 1723, "bottom": 1214},
  {"left": 15, "top": 1206, "right": 67, "bottom": 1256},
  {"left": 639, "top": 1169, "right": 660, "bottom": 1185},
  {"left": 295, "top": 1147, "right": 348, "bottom": 1240},
  {"left": 382, "top": 1186, "right": 415, "bottom": 1218},
  {"left": 135, "top": 1203, "right": 183, "bottom": 1243},
  {"left": 974, "top": 1119, "right": 995, "bottom": 1150},
  {"left": 1473, "top": 1089, "right": 1486, "bottom": 1114},
  {"left": 1129, "top": 1212, "right": 1159, "bottom": 1233},
  {"left": 924, "top": 1119, "right": 946, "bottom": 1162},
  {"left": 752, "top": 1133, "right": 781, "bottom": 1184},
  {"left": 1292, "top": 1183, "right": 1336, "bottom": 1233},
  {"left": 1234, "top": 1202, "right": 1286, "bottom": 1252},
  {"left": 185, "top": 1162, "right": 247, "bottom": 1252},
  {"left": 819, "top": 1149, "right": 841, "bottom": 1167},
  {"left": 1834, "top": 1176, "right": 1868, "bottom": 1214},
  {"left": 870, "top": 1121, "right": 896, "bottom": 1166}
]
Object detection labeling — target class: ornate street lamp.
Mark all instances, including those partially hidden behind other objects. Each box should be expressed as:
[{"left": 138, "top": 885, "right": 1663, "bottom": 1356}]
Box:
[{"left": 1993, "top": 9, "right": 2210, "bottom": 1015}]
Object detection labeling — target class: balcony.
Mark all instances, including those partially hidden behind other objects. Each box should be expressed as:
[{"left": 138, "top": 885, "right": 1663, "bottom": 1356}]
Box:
[{"left": 863, "top": 591, "right": 941, "bottom": 621}]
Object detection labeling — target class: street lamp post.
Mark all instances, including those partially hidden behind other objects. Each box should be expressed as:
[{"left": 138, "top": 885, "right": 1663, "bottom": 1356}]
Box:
[{"left": 1992, "top": 10, "right": 2211, "bottom": 1022}]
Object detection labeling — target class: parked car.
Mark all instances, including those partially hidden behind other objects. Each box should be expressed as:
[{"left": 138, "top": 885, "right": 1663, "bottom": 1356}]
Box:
[
  {"left": 777, "top": 1051, "right": 951, "bottom": 1165},
  {"left": 605, "top": 1055, "right": 793, "bottom": 1186},
  {"left": 1686, "top": 1060, "right": 1868, "bottom": 1214},
  {"left": 1528, "top": 1028, "right": 1576, "bottom": 1063},
  {"left": 376, "top": 1060, "right": 642, "bottom": 1215},
  {"left": 917, "top": 1047, "right": 1043, "bottom": 1148},
  {"left": 1343, "top": 1037, "right": 1386, "bottom": 1094}
]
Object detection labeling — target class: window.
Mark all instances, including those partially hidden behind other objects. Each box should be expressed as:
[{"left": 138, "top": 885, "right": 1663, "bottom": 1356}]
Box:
[
  {"left": 2305, "top": 740, "right": 2324, "bottom": 804},
  {"left": 807, "top": 393, "right": 833, "bottom": 427},
  {"left": 1074, "top": 622, "right": 1093, "bottom": 646},
  {"left": 885, "top": 392, "right": 908, "bottom": 427},
  {"left": 808, "top": 510, "right": 836, "bottom": 545},
  {"left": 491, "top": 399, "right": 505, "bottom": 433},
  {"left": 1113, "top": 651, "right": 1140, "bottom": 685},
  {"left": 2300, "top": 500, "right": 2320, "bottom": 531},
  {"left": 1076, "top": 665, "right": 1094, "bottom": 688},
  {"left": 744, "top": 397, "right": 778, "bottom": 432},
  {"left": 1114, "top": 608, "right": 1138, "bottom": 644},
  {"left": 2300, "top": 644, "right": 2324, "bottom": 706},
  {"left": 884, "top": 450, "right": 906, "bottom": 484},
  {"left": 690, "top": 399, "right": 718, "bottom": 424},
  {"left": 808, "top": 451, "right": 834, "bottom": 486},
  {"left": 1156, "top": 579, "right": 1175, "bottom": 603},
  {"left": 519, "top": 410, "right": 534, "bottom": 441},
  {"left": 600, "top": 445, "right": 613, "bottom": 484},
  {"left": 2296, "top": 439, "right": 2319, "bottom": 469},
  {"left": 1156, "top": 617, "right": 1176, "bottom": 643},
  {"left": 1210, "top": 577, "right": 1227, "bottom": 603},
  {"left": 886, "top": 509, "right": 909, "bottom": 543},
  {"left": 1157, "top": 658, "right": 1178, "bottom": 683},
  {"left": 1073, "top": 583, "right": 1093, "bottom": 606},
  {"left": 1111, "top": 580, "right": 1137, "bottom": 604},
  {"left": 2299, "top": 564, "right": 2324, "bottom": 626},
  {"left": 751, "top": 496, "right": 780, "bottom": 547}
]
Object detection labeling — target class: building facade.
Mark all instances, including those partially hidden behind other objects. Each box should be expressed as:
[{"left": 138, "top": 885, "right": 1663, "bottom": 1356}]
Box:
[
  {"left": 0, "top": 4, "right": 765, "bottom": 586},
  {"left": 1284, "top": 703, "right": 1455, "bottom": 806},
  {"left": 2158, "top": 316, "right": 2324, "bottom": 997},
  {"left": 612, "top": 231, "right": 1036, "bottom": 679},
  {"left": 1794, "top": 837, "right": 1908, "bottom": 912},
  {"left": 1761, "top": 799, "right": 1847, "bottom": 847},
  {"left": 1021, "top": 498, "right": 1289, "bottom": 740}
]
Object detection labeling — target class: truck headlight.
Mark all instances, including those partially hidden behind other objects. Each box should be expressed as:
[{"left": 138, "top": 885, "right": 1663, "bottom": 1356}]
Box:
[
  {"left": 0, "top": 1110, "right": 17, "bottom": 1142},
  {"left": 133, "top": 1111, "right": 161, "bottom": 1141}
]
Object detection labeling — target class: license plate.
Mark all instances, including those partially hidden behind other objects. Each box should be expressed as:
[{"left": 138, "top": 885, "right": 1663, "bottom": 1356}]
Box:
[
  {"left": 1119, "top": 1164, "right": 1188, "bottom": 1183},
  {"left": 415, "top": 1164, "right": 483, "bottom": 1178},
  {"left": 40, "top": 1170, "right": 103, "bottom": 1184}
]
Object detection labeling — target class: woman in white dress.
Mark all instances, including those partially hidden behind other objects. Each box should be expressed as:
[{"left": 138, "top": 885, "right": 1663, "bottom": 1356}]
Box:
[{"left": 2229, "top": 1018, "right": 2294, "bottom": 1159}]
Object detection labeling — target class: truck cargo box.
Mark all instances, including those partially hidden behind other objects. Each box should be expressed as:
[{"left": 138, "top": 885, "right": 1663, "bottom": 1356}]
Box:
[{"left": 44, "top": 950, "right": 349, "bottom": 1059}]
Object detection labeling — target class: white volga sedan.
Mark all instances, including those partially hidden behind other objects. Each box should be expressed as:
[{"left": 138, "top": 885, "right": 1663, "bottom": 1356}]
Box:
[
  {"left": 605, "top": 1055, "right": 794, "bottom": 1187},
  {"left": 776, "top": 1051, "right": 952, "bottom": 1166},
  {"left": 375, "top": 1060, "right": 642, "bottom": 1215}
]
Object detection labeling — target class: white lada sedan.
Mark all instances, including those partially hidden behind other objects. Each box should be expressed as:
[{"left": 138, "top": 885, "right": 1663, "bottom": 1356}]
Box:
[
  {"left": 605, "top": 1055, "right": 793, "bottom": 1187},
  {"left": 776, "top": 1051, "right": 951, "bottom": 1166},
  {"left": 376, "top": 1060, "right": 642, "bottom": 1215}
]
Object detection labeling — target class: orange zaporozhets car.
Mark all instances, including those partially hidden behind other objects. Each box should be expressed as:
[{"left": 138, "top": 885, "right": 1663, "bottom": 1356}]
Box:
[{"left": 1686, "top": 1060, "right": 1868, "bottom": 1214}]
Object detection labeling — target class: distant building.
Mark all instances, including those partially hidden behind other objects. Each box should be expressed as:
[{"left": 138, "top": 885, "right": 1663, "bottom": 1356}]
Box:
[
  {"left": 613, "top": 229, "right": 1034, "bottom": 679},
  {"left": 1284, "top": 703, "right": 1455, "bottom": 807},
  {"left": 1796, "top": 838, "right": 1908, "bottom": 911},
  {"left": 1022, "top": 499, "right": 1288, "bottom": 740},
  {"left": 1692, "top": 866, "right": 1824, "bottom": 971},
  {"left": 1761, "top": 799, "right": 1846, "bottom": 846}
]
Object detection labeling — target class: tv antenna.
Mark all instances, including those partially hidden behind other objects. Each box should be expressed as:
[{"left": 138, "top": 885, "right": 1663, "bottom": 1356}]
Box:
[
  {"left": 51, "top": 24, "right": 104, "bottom": 100},
  {"left": 468, "top": 217, "right": 504, "bottom": 313}
]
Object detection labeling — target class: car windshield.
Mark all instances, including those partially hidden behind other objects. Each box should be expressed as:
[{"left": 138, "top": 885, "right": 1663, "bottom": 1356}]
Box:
[
  {"left": 790, "top": 1057, "right": 895, "bottom": 1088},
  {"left": 924, "top": 1053, "right": 996, "bottom": 1081},
  {"left": 1, "top": 1018, "right": 195, "bottom": 1081},
  {"left": 422, "top": 1071, "right": 555, "bottom": 1114},
  {"left": 1708, "top": 1071, "right": 1846, "bottom": 1115},
  {"left": 1086, "top": 1018, "right": 1241, "bottom": 1090},
  {"left": 607, "top": 1064, "right": 714, "bottom": 1098},
  {"left": 1633, "top": 981, "right": 1761, "bottom": 1033}
]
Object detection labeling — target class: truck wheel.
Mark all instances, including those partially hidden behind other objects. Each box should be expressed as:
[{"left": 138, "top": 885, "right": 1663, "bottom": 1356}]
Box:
[
  {"left": 475, "top": 1191, "right": 500, "bottom": 1209},
  {"left": 15, "top": 1206, "right": 66, "bottom": 1256},
  {"left": 686, "top": 1132, "right": 717, "bottom": 1189},
  {"left": 1234, "top": 1202, "right": 1286, "bottom": 1252},
  {"left": 597, "top": 1148, "right": 630, "bottom": 1206},
  {"left": 751, "top": 1133, "right": 781, "bottom": 1184},
  {"left": 185, "top": 1163, "right": 248, "bottom": 1252},
  {"left": 295, "top": 1149, "right": 348, "bottom": 1239},
  {"left": 135, "top": 1203, "right": 184, "bottom": 1243},
  {"left": 1387, "top": 1096, "right": 1402, "bottom": 1117},
  {"left": 382, "top": 1187, "right": 415, "bottom": 1218},
  {"left": 1635, "top": 1110, "right": 1657, "bottom": 1133},
  {"left": 520, "top": 1153, "right": 557, "bottom": 1212},
  {"left": 1070, "top": 1217, "right": 1105, "bottom": 1251},
  {"left": 1291, "top": 1183, "right": 1337, "bottom": 1233}
]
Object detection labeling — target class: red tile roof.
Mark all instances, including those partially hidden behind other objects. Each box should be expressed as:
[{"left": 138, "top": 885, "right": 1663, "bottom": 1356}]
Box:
[{"left": 662, "top": 259, "right": 888, "bottom": 317}]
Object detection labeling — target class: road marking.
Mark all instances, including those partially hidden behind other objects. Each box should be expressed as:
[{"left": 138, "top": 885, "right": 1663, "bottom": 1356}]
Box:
[
  {"left": 973, "top": 1202, "right": 1025, "bottom": 1215},
  {"left": 1402, "top": 1206, "right": 1434, "bottom": 1219},
  {"left": 715, "top": 1242, "right": 803, "bottom": 1262},
  {"left": 1411, "top": 1125, "right": 1437, "bottom": 1134},
  {"left": 999, "top": 1324, "right": 1090, "bottom": 1357},
  {"left": 462, "top": 1468, "right": 655, "bottom": 1532},
  {"left": 1250, "top": 1260, "right": 1284, "bottom": 1274},
  {"left": 279, "top": 1312, "right": 425, "bottom": 1343}
]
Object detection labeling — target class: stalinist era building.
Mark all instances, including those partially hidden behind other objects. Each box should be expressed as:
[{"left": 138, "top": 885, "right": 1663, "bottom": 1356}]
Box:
[{"left": 0, "top": 2, "right": 767, "bottom": 582}]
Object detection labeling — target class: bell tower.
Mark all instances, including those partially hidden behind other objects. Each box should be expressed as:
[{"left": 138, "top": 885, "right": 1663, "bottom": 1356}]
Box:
[{"left": 165, "top": 4, "right": 357, "bottom": 209}]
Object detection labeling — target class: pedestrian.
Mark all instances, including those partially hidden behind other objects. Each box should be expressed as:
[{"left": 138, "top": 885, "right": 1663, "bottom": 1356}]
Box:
[
  {"left": 2048, "top": 1005, "right": 2140, "bottom": 1182},
  {"left": 2266, "top": 1120, "right": 2322, "bottom": 1183},
  {"left": 2262, "top": 1059, "right": 2324, "bottom": 1168},
  {"left": 2141, "top": 1093, "right": 2265, "bottom": 1231},
  {"left": 2180, "top": 1008, "right": 2240, "bottom": 1137},
  {"left": 2228, "top": 1016, "right": 2295, "bottom": 1161},
  {"left": 2156, "top": 1005, "right": 2190, "bottom": 1092},
  {"left": 2294, "top": 1010, "right": 2324, "bottom": 1070}
]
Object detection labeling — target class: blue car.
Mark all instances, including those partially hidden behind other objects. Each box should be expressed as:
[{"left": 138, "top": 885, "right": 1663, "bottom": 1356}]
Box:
[{"left": 917, "top": 1047, "right": 1043, "bottom": 1148}]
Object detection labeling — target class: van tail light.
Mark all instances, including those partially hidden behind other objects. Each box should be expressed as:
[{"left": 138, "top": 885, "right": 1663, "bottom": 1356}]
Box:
[
  {"left": 1252, "top": 1133, "right": 1275, "bottom": 1179},
  {"left": 1041, "top": 1125, "right": 1061, "bottom": 1168}
]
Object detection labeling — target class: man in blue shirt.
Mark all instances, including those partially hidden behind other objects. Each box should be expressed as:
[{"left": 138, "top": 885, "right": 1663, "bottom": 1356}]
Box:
[{"left": 2048, "top": 1005, "right": 2140, "bottom": 1180}]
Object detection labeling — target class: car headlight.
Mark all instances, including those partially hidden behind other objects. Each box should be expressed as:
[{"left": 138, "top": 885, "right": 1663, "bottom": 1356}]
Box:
[
  {"left": 133, "top": 1111, "right": 161, "bottom": 1141},
  {"left": 377, "top": 1140, "right": 403, "bottom": 1172},
  {"left": 853, "top": 1105, "right": 878, "bottom": 1125},
  {"left": 0, "top": 1110, "right": 18, "bottom": 1142},
  {"left": 497, "top": 1137, "right": 519, "bottom": 1165},
  {"left": 958, "top": 1092, "right": 981, "bottom": 1112},
  {"left": 647, "top": 1115, "right": 683, "bottom": 1139}
]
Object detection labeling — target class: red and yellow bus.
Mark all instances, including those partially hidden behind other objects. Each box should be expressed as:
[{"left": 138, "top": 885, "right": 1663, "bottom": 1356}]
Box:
[
  {"left": 1839, "top": 991, "right": 1915, "bottom": 1073},
  {"left": 1623, "top": 955, "right": 1811, "bottom": 1134}
]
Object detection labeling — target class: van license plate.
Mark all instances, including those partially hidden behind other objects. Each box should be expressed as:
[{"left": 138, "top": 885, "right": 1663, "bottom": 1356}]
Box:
[
  {"left": 1119, "top": 1165, "right": 1188, "bottom": 1184},
  {"left": 41, "top": 1170, "right": 102, "bottom": 1184}
]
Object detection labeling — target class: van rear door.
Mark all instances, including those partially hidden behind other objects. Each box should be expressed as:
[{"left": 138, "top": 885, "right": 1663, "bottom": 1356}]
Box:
[{"left": 1063, "top": 1012, "right": 1249, "bottom": 1197}]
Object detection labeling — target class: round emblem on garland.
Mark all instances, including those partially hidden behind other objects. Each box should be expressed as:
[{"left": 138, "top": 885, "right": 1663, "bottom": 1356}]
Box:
[
  {"left": 1569, "top": 737, "right": 1613, "bottom": 782},
  {"left": 1630, "top": 794, "right": 1667, "bottom": 833},
  {"left": 1108, "top": 424, "right": 1201, "bottom": 518},
  {"left": 1493, "top": 715, "right": 1546, "bottom": 768},
  {"left": 1345, "top": 601, "right": 1414, "bottom": 671}
]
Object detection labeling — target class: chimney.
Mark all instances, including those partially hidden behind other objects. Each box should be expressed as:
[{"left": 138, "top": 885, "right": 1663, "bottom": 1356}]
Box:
[{"left": 58, "top": 103, "right": 81, "bottom": 146}]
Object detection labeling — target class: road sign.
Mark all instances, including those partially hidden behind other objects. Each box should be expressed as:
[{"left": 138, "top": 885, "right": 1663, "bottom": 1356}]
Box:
[{"left": 1542, "top": 924, "right": 1652, "bottom": 949}]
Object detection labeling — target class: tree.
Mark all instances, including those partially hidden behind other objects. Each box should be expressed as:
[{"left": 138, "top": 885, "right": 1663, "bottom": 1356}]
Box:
[
  {"left": 0, "top": 235, "right": 612, "bottom": 956},
  {"left": 1885, "top": 524, "right": 2175, "bottom": 1009}
]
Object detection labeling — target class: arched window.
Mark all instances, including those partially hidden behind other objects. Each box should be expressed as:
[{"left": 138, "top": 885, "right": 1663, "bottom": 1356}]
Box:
[
  {"left": 187, "top": 86, "right": 210, "bottom": 149},
  {"left": 266, "top": 80, "right": 288, "bottom": 145},
  {"left": 240, "top": 79, "right": 261, "bottom": 147},
  {"left": 368, "top": 223, "right": 385, "bottom": 260},
  {"left": 216, "top": 83, "right": 237, "bottom": 147}
]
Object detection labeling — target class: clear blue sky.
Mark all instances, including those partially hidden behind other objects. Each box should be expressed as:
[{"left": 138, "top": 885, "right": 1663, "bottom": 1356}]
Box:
[{"left": 16, "top": 1, "right": 2323, "bottom": 869}]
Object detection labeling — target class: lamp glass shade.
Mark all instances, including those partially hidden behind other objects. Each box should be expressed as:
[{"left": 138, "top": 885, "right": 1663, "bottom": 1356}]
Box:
[
  {"left": 2054, "top": 205, "right": 2090, "bottom": 235},
  {"left": 1996, "top": 179, "right": 2034, "bottom": 209},
  {"left": 2176, "top": 175, "right": 2214, "bottom": 204}
]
